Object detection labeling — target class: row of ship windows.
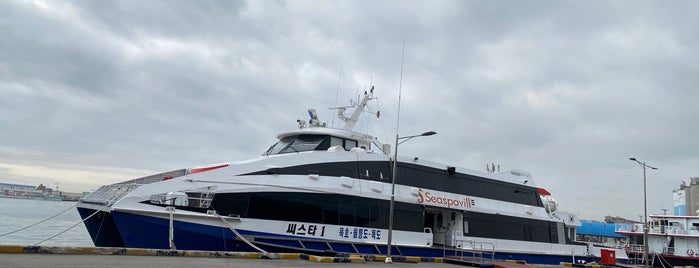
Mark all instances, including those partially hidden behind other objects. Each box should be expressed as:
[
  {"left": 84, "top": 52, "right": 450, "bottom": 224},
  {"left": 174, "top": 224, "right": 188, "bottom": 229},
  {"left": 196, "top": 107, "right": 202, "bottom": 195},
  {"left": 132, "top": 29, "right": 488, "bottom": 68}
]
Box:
[
  {"left": 396, "top": 163, "right": 540, "bottom": 206},
  {"left": 264, "top": 135, "right": 359, "bottom": 155},
  {"left": 211, "top": 192, "right": 423, "bottom": 232},
  {"left": 203, "top": 192, "right": 563, "bottom": 244},
  {"left": 248, "top": 161, "right": 542, "bottom": 207}
]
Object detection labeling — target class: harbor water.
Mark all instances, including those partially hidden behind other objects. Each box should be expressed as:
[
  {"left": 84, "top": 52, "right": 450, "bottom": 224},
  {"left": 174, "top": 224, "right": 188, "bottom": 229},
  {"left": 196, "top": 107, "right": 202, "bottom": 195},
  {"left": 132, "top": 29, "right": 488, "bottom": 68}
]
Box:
[{"left": 0, "top": 198, "right": 92, "bottom": 246}]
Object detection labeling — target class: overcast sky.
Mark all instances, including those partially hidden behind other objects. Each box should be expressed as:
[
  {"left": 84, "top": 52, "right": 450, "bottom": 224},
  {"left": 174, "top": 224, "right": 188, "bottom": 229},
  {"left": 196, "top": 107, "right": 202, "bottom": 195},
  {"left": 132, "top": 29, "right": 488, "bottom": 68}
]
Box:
[{"left": 2, "top": 0, "right": 698, "bottom": 221}]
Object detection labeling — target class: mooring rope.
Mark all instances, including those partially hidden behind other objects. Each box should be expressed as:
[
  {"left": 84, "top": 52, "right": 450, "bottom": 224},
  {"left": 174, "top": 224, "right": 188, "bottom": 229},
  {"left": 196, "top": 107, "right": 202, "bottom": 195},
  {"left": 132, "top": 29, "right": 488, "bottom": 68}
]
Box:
[
  {"left": 218, "top": 215, "right": 268, "bottom": 254},
  {"left": 0, "top": 202, "right": 79, "bottom": 237},
  {"left": 33, "top": 204, "right": 108, "bottom": 245}
]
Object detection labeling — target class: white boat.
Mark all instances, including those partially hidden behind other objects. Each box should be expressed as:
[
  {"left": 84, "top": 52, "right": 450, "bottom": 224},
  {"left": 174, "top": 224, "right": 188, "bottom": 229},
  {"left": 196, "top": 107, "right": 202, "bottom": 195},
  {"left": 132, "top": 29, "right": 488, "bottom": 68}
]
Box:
[
  {"left": 0, "top": 183, "right": 64, "bottom": 201},
  {"left": 77, "top": 87, "right": 627, "bottom": 264},
  {"left": 617, "top": 214, "right": 699, "bottom": 267}
]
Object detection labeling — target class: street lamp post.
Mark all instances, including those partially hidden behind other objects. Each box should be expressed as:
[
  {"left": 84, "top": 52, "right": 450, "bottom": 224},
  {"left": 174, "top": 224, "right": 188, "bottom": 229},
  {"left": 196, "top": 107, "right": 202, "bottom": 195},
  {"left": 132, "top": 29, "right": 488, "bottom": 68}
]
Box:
[
  {"left": 629, "top": 157, "right": 658, "bottom": 268},
  {"left": 385, "top": 131, "right": 436, "bottom": 263}
]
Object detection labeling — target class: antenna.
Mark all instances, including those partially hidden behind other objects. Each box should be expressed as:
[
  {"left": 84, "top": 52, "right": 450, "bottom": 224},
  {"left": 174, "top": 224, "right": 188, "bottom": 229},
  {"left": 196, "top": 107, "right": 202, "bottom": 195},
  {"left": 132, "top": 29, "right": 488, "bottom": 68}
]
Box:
[
  {"left": 386, "top": 38, "right": 406, "bottom": 264},
  {"left": 331, "top": 65, "right": 342, "bottom": 128},
  {"left": 395, "top": 39, "right": 405, "bottom": 152}
]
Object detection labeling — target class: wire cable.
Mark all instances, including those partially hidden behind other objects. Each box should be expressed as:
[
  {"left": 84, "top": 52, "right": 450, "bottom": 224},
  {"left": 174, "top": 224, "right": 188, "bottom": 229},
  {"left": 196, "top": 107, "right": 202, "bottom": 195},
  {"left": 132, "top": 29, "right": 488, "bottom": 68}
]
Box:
[
  {"left": 0, "top": 202, "right": 79, "bottom": 237},
  {"left": 33, "top": 204, "right": 107, "bottom": 245}
]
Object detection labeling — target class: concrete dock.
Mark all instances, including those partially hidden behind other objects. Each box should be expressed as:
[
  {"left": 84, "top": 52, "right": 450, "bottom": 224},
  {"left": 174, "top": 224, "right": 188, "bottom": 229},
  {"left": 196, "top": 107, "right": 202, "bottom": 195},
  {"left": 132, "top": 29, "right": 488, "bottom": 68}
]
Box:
[
  {"left": 1, "top": 253, "right": 449, "bottom": 268},
  {"left": 0, "top": 245, "right": 594, "bottom": 268},
  {"left": 0, "top": 245, "right": 447, "bottom": 268}
]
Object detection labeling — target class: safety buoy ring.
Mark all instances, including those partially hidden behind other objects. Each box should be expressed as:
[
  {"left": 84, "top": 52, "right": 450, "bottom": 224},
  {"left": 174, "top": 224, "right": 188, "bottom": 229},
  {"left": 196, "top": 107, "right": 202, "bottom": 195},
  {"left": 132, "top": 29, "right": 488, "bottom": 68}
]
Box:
[
  {"left": 688, "top": 249, "right": 694, "bottom": 256},
  {"left": 624, "top": 244, "right": 631, "bottom": 252},
  {"left": 632, "top": 225, "right": 638, "bottom": 232}
]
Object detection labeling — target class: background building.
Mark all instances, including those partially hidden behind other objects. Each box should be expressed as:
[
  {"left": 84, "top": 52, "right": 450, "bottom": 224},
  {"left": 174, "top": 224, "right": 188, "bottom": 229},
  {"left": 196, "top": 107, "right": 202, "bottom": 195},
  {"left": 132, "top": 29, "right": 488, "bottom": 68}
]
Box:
[
  {"left": 673, "top": 178, "right": 699, "bottom": 216},
  {"left": 674, "top": 187, "right": 687, "bottom": 216}
]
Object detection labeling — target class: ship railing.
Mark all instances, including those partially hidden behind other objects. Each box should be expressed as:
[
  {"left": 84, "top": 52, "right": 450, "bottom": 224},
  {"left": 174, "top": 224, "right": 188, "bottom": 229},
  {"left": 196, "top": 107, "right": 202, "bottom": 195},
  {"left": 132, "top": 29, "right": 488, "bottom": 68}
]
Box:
[
  {"left": 616, "top": 224, "right": 641, "bottom": 233},
  {"left": 662, "top": 246, "right": 676, "bottom": 256},
  {"left": 148, "top": 191, "right": 215, "bottom": 209},
  {"left": 80, "top": 183, "right": 140, "bottom": 206},
  {"left": 619, "top": 224, "right": 699, "bottom": 237},
  {"left": 79, "top": 169, "right": 189, "bottom": 207},
  {"left": 448, "top": 238, "right": 495, "bottom": 263},
  {"left": 654, "top": 226, "right": 699, "bottom": 236},
  {"left": 660, "top": 226, "right": 684, "bottom": 235},
  {"left": 626, "top": 244, "right": 647, "bottom": 266},
  {"left": 625, "top": 243, "right": 645, "bottom": 253},
  {"left": 647, "top": 225, "right": 665, "bottom": 234},
  {"left": 590, "top": 241, "right": 623, "bottom": 249},
  {"left": 664, "top": 246, "right": 699, "bottom": 258},
  {"left": 112, "top": 168, "right": 187, "bottom": 185}
]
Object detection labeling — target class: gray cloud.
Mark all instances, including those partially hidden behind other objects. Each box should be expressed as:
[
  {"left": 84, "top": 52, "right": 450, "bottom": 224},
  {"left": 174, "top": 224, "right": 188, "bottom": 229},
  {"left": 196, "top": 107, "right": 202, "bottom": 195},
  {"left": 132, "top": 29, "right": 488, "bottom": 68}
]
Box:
[{"left": 1, "top": 0, "right": 698, "bottom": 221}]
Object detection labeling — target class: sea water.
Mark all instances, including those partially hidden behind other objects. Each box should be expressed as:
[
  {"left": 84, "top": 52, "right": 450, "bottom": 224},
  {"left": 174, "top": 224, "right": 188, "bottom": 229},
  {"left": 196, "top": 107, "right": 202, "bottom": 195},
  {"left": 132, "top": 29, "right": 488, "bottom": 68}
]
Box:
[{"left": 0, "top": 198, "right": 93, "bottom": 246}]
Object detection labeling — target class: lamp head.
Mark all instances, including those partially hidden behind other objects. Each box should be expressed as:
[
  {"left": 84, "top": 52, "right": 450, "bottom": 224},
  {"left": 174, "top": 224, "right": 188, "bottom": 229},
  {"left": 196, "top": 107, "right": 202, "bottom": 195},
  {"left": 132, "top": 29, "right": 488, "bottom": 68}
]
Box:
[
  {"left": 629, "top": 157, "right": 637, "bottom": 161},
  {"left": 421, "top": 131, "right": 437, "bottom": 136}
]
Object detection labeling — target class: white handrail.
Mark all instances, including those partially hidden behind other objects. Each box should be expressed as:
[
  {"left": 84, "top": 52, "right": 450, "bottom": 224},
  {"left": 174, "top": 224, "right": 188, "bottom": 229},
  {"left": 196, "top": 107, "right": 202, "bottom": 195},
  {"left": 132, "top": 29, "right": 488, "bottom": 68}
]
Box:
[{"left": 450, "top": 238, "right": 496, "bottom": 262}]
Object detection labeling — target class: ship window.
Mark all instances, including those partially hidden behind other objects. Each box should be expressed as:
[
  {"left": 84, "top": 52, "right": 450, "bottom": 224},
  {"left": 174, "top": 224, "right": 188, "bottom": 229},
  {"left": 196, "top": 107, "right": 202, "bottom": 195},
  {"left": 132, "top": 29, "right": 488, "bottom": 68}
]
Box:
[
  {"left": 339, "top": 205, "right": 355, "bottom": 225},
  {"left": 264, "top": 135, "right": 332, "bottom": 155},
  {"left": 281, "top": 135, "right": 328, "bottom": 153},
  {"left": 264, "top": 136, "right": 295, "bottom": 155},
  {"left": 331, "top": 137, "right": 343, "bottom": 147},
  {"left": 393, "top": 205, "right": 423, "bottom": 231},
  {"left": 344, "top": 139, "right": 358, "bottom": 151}
]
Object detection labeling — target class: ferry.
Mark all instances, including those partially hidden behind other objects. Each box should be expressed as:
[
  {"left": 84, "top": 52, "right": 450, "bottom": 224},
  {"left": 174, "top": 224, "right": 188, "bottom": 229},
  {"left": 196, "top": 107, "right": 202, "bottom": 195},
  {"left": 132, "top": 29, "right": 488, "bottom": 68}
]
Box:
[
  {"left": 77, "top": 87, "right": 627, "bottom": 264},
  {"left": 0, "top": 183, "right": 64, "bottom": 201},
  {"left": 617, "top": 214, "right": 699, "bottom": 267}
]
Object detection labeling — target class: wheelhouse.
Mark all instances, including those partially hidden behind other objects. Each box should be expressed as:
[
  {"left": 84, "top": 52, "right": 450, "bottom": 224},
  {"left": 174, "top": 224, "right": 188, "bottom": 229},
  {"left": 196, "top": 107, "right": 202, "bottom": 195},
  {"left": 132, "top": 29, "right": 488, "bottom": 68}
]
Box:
[{"left": 263, "top": 134, "right": 363, "bottom": 155}]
